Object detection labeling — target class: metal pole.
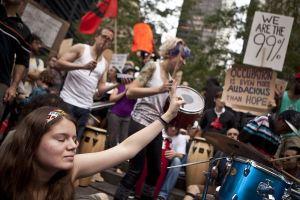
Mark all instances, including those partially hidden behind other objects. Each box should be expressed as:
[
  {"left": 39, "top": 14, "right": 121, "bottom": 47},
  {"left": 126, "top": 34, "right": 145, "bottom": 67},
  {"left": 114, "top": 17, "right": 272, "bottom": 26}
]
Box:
[
  {"left": 114, "top": 18, "right": 117, "bottom": 53},
  {"left": 201, "top": 157, "right": 227, "bottom": 200}
]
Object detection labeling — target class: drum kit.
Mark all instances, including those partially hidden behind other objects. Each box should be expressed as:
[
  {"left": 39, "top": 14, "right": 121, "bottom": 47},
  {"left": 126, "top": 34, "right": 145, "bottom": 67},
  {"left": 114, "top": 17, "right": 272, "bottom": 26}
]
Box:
[{"left": 170, "top": 131, "right": 300, "bottom": 200}]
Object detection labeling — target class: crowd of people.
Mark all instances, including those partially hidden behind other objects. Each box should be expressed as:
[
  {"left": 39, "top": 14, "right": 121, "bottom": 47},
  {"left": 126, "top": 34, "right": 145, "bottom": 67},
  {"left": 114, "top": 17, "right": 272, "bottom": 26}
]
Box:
[{"left": 0, "top": 0, "right": 299, "bottom": 200}]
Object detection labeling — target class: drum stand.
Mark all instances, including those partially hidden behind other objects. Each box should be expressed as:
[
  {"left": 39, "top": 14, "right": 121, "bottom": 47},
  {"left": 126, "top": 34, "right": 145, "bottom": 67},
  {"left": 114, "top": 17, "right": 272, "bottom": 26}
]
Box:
[{"left": 201, "top": 157, "right": 228, "bottom": 200}]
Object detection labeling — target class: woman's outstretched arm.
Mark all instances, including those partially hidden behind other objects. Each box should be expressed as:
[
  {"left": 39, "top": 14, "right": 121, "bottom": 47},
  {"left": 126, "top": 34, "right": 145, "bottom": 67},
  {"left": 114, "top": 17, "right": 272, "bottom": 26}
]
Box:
[{"left": 72, "top": 82, "right": 184, "bottom": 180}]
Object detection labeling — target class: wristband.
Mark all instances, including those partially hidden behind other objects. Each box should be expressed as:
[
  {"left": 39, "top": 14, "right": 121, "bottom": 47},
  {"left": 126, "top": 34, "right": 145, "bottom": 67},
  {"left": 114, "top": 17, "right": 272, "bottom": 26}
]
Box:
[
  {"left": 158, "top": 116, "right": 168, "bottom": 126},
  {"left": 185, "top": 192, "right": 196, "bottom": 199}
]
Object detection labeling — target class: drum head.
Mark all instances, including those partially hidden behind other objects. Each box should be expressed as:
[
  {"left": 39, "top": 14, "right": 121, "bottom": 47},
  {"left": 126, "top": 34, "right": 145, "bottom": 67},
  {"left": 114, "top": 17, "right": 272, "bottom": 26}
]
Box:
[{"left": 176, "top": 86, "right": 204, "bottom": 113}]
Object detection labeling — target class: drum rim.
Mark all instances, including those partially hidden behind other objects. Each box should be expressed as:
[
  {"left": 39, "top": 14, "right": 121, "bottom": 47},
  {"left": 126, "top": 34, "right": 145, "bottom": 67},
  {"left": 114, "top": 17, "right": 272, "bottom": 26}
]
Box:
[
  {"left": 193, "top": 136, "right": 207, "bottom": 142},
  {"left": 176, "top": 86, "right": 204, "bottom": 113},
  {"left": 234, "top": 157, "right": 292, "bottom": 184},
  {"left": 85, "top": 125, "right": 107, "bottom": 133}
]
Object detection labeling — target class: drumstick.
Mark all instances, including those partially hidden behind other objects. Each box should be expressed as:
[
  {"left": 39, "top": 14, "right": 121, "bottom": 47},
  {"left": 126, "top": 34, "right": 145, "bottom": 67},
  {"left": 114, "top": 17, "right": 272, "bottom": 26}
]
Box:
[
  {"left": 167, "top": 158, "right": 212, "bottom": 169},
  {"left": 89, "top": 113, "right": 101, "bottom": 124},
  {"left": 89, "top": 54, "right": 100, "bottom": 76},
  {"left": 270, "top": 155, "right": 300, "bottom": 162},
  {"left": 281, "top": 169, "right": 300, "bottom": 184}
]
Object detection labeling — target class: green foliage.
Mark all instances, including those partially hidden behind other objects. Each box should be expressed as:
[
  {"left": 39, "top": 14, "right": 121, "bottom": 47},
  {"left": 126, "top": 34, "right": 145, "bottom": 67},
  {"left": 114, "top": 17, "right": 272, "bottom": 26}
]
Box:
[{"left": 181, "top": 0, "right": 300, "bottom": 91}]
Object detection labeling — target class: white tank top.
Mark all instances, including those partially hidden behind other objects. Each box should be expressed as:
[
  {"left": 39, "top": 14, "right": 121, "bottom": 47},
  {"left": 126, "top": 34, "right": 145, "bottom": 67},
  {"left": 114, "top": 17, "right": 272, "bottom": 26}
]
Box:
[
  {"left": 131, "top": 61, "right": 169, "bottom": 126},
  {"left": 60, "top": 44, "right": 107, "bottom": 109}
]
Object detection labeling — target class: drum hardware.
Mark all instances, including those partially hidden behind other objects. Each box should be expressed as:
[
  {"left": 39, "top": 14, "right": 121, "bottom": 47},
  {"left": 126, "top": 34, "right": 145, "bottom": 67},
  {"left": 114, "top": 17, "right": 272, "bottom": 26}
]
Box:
[
  {"left": 256, "top": 179, "right": 275, "bottom": 199},
  {"left": 201, "top": 157, "right": 228, "bottom": 200},
  {"left": 244, "top": 163, "right": 251, "bottom": 177}
]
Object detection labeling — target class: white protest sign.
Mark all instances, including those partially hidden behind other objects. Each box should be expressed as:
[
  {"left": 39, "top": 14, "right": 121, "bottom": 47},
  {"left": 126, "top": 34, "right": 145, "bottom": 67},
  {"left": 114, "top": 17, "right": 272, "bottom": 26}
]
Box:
[
  {"left": 243, "top": 11, "right": 294, "bottom": 71},
  {"left": 110, "top": 54, "right": 128, "bottom": 72}
]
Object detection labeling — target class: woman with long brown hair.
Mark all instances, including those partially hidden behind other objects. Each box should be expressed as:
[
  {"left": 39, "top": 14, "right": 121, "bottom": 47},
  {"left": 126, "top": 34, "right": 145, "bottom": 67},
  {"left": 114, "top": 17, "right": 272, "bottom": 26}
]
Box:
[{"left": 0, "top": 82, "right": 184, "bottom": 200}]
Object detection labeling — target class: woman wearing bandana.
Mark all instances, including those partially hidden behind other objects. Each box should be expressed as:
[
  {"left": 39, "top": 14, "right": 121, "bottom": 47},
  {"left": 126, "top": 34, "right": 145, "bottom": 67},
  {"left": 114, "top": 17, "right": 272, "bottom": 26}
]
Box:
[{"left": 115, "top": 37, "right": 191, "bottom": 200}]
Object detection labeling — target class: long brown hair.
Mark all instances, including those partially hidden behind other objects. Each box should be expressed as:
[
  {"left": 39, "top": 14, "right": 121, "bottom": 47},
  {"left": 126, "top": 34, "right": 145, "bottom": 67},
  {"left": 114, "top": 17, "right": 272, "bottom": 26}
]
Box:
[{"left": 0, "top": 106, "right": 76, "bottom": 200}]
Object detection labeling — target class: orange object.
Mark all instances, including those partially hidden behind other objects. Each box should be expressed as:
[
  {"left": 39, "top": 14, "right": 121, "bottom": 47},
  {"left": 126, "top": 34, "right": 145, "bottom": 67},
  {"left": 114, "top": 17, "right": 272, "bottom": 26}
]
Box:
[{"left": 132, "top": 23, "right": 154, "bottom": 53}]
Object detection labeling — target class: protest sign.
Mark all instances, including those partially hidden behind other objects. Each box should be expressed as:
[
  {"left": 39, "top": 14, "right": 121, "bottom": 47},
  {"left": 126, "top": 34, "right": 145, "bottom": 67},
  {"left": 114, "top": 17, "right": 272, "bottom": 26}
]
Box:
[
  {"left": 222, "top": 65, "right": 277, "bottom": 115},
  {"left": 20, "top": 0, "right": 70, "bottom": 52},
  {"left": 243, "top": 11, "right": 294, "bottom": 71},
  {"left": 110, "top": 54, "right": 128, "bottom": 72}
]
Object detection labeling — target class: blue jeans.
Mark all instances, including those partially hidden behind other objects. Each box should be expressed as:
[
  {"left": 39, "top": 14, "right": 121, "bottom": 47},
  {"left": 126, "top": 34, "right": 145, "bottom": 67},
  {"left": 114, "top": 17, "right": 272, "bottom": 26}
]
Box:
[
  {"left": 66, "top": 102, "right": 90, "bottom": 140},
  {"left": 158, "top": 157, "right": 183, "bottom": 199}
]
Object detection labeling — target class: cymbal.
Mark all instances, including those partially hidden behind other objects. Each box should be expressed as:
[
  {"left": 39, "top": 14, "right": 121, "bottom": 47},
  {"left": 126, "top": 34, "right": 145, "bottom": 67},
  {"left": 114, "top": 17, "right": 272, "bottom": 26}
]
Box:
[{"left": 203, "top": 132, "right": 271, "bottom": 165}]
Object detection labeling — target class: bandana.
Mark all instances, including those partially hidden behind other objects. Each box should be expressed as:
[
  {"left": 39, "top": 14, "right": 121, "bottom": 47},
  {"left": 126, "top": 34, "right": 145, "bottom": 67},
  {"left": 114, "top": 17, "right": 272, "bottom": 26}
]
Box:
[{"left": 46, "top": 109, "right": 66, "bottom": 124}]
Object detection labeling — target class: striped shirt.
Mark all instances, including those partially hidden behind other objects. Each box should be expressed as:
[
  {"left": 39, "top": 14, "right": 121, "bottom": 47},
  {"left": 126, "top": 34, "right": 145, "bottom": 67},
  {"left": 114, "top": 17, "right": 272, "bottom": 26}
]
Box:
[{"left": 242, "top": 115, "right": 280, "bottom": 156}]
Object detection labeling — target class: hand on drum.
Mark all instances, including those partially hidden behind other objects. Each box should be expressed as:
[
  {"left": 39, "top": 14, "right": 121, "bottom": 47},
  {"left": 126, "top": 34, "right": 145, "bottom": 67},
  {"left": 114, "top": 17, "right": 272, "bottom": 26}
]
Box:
[{"left": 162, "top": 81, "right": 185, "bottom": 122}]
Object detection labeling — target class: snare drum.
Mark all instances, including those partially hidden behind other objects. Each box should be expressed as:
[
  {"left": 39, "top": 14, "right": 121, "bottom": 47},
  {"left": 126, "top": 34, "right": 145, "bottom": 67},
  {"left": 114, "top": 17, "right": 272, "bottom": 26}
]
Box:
[
  {"left": 218, "top": 157, "right": 291, "bottom": 200},
  {"left": 186, "top": 137, "right": 214, "bottom": 187},
  {"left": 167, "top": 86, "right": 204, "bottom": 129},
  {"left": 79, "top": 126, "right": 107, "bottom": 186}
]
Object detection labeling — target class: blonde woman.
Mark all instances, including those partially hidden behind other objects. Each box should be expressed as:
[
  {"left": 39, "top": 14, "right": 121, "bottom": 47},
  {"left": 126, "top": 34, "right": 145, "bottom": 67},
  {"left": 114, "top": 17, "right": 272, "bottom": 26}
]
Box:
[{"left": 115, "top": 37, "right": 191, "bottom": 200}]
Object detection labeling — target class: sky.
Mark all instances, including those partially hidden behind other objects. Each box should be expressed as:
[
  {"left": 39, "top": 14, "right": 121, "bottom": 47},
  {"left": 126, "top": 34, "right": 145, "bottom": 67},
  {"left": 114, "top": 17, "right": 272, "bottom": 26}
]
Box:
[{"left": 151, "top": 0, "right": 251, "bottom": 53}]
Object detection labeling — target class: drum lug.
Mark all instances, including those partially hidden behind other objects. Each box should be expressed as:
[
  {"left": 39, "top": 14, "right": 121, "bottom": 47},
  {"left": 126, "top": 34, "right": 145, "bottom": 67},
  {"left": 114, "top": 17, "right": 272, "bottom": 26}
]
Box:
[
  {"left": 282, "top": 188, "right": 292, "bottom": 200},
  {"left": 232, "top": 194, "right": 238, "bottom": 200},
  {"left": 256, "top": 179, "right": 275, "bottom": 200},
  {"left": 243, "top": 162, "right": 251, "bottom": 177}
]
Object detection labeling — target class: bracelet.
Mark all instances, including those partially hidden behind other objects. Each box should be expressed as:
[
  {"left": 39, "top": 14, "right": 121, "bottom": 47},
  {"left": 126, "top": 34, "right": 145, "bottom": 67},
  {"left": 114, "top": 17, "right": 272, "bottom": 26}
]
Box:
[
  {"left": 185, "top": 192, "right": 196, "bottom": 199},
  {"left": 158, "top": 116, "right": 168, "bottom": 126}
]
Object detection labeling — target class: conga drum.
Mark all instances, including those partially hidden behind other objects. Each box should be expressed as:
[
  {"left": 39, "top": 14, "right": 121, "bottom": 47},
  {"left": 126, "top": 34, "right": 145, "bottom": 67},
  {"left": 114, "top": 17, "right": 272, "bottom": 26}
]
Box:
[
  {"left": 186, "top": 137, "right": 214, "bottom": 187},
  {"left": 78, "top": 125, "right": 107, "bottom": 186},
  {"left": 166, "top": 86, "right": 204, "bottom": 129}
]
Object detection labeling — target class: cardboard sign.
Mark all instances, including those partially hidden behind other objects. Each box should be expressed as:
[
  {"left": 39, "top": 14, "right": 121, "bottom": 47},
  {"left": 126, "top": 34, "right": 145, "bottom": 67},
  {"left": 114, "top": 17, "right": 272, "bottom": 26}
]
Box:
[
  {"left": 243, "top": 11, "right": 294, "bottom": 71},
  {"left": 110, "top": 54, "right": 128, "bottom": 72},
  {"left": 20, "top": 0, "right": 70, "bottom": 52},
  {"left": 222, "top": 65, "right": 277, "bottom": 115}
]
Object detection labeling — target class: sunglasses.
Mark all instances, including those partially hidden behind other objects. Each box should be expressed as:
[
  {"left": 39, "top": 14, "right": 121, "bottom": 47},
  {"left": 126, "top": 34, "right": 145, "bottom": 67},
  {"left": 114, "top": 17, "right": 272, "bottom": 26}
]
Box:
[{"left": 169, "top": 43, "right": 191, "bottom": 59}]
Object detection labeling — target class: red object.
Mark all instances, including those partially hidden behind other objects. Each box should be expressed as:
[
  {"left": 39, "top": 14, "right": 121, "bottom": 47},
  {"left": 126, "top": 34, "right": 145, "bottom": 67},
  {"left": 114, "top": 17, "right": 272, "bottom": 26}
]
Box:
[
  {"left": 131, "top": 23, "right": 154, "bottom": 53},
  {"left": 135, "top": 138, "right": 171, "bottom": 198},
  {"left": 0, "top": 118, "right": 9, "bottom": 136},
  {"left": 294, "top": 72, "right": 300, "bottom": 79},
  {"left": 79, "top": 0, "right": 118, "bottom": 34},
  {"left": 210, "top": 117, "right": 223, "bottom": 130}
]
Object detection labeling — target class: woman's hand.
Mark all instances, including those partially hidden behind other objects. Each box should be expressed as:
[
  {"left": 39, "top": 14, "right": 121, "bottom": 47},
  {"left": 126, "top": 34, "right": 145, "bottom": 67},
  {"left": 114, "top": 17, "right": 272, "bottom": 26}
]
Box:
[
  {"left": 161, "top": 81, "right": 185, "bottom": 122},
  {"left": 158, "top": 80, "right": 173, "bottom": 93}
]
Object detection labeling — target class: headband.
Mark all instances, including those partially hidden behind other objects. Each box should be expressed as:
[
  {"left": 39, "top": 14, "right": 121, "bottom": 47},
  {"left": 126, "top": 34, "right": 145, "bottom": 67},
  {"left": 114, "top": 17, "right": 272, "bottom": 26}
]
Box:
[{"left": 46, "top": 109, "right": 66, "bottom": 124}]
